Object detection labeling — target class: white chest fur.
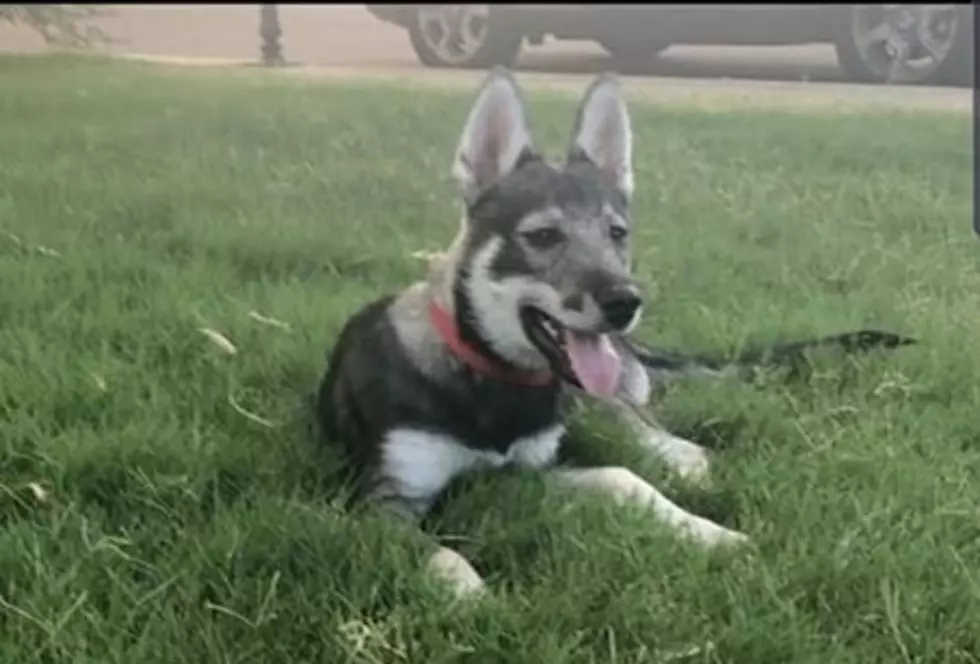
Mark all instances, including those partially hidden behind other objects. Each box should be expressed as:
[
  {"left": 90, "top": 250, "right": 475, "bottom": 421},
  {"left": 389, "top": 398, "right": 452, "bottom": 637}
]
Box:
[{"left": 380, "top": 425, "right": 565, "bottom": 503}]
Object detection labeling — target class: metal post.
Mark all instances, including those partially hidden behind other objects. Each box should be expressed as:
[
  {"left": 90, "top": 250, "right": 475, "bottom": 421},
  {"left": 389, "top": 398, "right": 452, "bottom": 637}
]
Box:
[{"left": 259, "top": 4, "right": 285, "bottom": 66}]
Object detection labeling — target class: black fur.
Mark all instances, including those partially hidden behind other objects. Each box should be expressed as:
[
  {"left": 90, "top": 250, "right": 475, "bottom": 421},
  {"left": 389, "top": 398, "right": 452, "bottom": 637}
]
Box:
[{"left": 317, "top": 295, "right": 563, "bottom": 497}]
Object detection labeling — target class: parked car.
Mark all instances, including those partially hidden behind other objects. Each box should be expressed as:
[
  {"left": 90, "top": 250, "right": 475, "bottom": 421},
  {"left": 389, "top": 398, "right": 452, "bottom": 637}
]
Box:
[{"left": 366, "top": 4, "right": 973, "bottom": 86}]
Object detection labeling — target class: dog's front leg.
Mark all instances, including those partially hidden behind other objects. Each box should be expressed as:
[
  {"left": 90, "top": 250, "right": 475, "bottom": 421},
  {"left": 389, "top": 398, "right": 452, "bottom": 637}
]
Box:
[
  {"left": 553, "top": 466, "right": 747, "bottom": 548},
  {"left": 611, "top": 353, "right": 712, "bottom": 484},
  {"left": 612, "top": 401, "right": 711, "bottom": 485}
]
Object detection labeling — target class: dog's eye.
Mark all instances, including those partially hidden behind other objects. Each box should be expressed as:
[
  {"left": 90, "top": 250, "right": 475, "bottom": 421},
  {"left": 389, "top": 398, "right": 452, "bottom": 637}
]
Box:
[
  {"left": 610, "top": 226, "right": 629, "bottom": 242},
  {"left": 521, "top": 228, "right": 564, "bottom": 249}
]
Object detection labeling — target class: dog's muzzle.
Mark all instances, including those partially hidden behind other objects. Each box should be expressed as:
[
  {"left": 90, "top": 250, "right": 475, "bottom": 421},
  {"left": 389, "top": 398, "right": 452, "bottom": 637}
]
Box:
[
  {"left": 595, "top": 284, "right": 643, "bottom": 332},
  {"left": 519, "top": 306, "right": 624, "bottom": 398}
]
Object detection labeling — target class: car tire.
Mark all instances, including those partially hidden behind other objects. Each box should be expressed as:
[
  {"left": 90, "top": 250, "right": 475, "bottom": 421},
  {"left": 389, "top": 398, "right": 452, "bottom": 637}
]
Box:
[
  {"left": 407, "top": 5, "right": 523, "bottom": 69},
  {"left": 600, "top": 40, "right": 671, "bottom": 73},
  {"left": 833, "top": 5, "right": 972, "bottom": 86},
  {"left": 935, "top": 7, "right": 974, "bottom": 86}
]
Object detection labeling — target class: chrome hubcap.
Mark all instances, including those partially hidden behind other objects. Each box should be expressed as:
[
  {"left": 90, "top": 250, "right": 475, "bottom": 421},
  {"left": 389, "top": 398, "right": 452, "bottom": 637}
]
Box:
[
  {"left": 417, "top": 5, "right": 491, "bottom": 64},
  {"left": 850, "top": 4, "right": 959, "bottom": 83}
]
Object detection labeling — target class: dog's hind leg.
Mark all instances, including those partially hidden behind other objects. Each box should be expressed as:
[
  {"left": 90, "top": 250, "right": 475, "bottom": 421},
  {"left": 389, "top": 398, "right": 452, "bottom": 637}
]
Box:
[
  {"left": 364, "top": 485, "right": 487, "bottom": 600},
  {"left": 553, "top": 466, "right": 747, "bottom": 548},
  {"left": 424, "top": 547, "right": 486, "bottom": 599},
  {"left": 367, "top": 427, "right": 489, "bottom": 599},
  {"left": 360, "top": 489, "right": 486, "bottom": 600},
  {"left": 366, "top": 488, "right": 486, "bottom": 600}
]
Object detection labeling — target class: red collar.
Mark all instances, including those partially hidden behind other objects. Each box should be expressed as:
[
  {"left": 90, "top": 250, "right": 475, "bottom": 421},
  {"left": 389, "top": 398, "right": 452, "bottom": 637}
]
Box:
[{"left": 428, "top": 301, "right": 554, "bottom": 387}]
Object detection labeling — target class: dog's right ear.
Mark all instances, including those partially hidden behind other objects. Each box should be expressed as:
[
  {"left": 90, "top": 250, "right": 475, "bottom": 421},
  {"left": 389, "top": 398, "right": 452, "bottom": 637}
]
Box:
[{"left": 452, "top": 67, "right": 534, "bottom": 205}]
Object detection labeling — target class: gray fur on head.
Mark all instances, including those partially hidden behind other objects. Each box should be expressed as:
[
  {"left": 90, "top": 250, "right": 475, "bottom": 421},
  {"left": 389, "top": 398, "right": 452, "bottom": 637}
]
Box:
[{"left": 444, "top": 69, "right": 641, "bottom": 372}]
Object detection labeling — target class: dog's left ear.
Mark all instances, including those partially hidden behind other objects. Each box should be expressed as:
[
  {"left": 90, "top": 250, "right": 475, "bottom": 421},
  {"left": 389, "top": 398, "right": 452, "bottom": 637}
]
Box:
[{"left": 567, "top": 74, "right": 634, "bottom": 202}]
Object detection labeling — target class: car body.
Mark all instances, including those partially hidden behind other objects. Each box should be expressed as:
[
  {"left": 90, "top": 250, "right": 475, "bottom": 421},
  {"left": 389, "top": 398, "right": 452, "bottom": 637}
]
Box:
[{"left": 366, "top": 4, "right": 973, "bottom": 86}]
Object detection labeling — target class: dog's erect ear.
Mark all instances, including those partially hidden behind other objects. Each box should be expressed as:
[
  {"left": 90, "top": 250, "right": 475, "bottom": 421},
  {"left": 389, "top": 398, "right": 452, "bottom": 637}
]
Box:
[
  {"left": 567, "top": 73, "right": 634, "bottom": 202},
  {"left": 452, "top": 67, "right": 534, "bottom": 204}
]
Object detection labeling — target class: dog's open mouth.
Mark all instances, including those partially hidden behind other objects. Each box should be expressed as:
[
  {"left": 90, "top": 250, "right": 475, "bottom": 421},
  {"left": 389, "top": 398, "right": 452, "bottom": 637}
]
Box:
[{"left": 519, "top": 306, "right": 622, "bottom": 397}]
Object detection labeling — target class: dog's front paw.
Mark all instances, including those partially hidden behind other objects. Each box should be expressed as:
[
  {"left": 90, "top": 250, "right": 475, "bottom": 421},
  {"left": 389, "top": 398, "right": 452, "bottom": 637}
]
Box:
[
  {"left": 686, "top": 517, "right": 749, "bottom": 549},
  {"left": 646, "top": 431, "right": 711, "bottom": 485},
  {"left": 671, "top": 443, "right": 711, "bottom": 485}
]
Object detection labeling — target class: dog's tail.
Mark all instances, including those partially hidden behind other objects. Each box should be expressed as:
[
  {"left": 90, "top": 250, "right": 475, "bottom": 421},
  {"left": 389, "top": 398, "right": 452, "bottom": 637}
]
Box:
[{"left": 625, "top": 329, "right": 917, "bottom": 382}]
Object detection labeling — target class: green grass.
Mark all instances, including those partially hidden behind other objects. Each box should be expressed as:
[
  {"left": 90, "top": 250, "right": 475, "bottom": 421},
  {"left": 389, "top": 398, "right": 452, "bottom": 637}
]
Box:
[{"left": 0, "top": 54, "right": 977, "bottom": 663}]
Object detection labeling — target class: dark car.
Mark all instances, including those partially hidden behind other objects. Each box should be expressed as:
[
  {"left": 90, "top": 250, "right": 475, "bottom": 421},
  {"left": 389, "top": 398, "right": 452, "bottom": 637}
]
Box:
[{"left": 366, "top": 4, "right": 972, "bottom": 86}]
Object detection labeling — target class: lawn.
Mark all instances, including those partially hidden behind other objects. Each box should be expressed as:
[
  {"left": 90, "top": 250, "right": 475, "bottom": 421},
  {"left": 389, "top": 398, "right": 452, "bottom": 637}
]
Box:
[{"left": 0, "top": 55, "right": 976, "bottom": 663}]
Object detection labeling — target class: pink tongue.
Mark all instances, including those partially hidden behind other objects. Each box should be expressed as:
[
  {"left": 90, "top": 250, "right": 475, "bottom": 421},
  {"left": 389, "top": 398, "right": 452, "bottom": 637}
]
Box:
[{"left": 563, "top": 331, "right": 622, "bottom": 397}]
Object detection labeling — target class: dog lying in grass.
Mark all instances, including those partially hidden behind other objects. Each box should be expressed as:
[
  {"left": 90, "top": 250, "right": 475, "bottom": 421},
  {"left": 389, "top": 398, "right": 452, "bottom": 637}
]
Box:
[{"left": 315, "top": 68, "right": 914, "bottom": 598}]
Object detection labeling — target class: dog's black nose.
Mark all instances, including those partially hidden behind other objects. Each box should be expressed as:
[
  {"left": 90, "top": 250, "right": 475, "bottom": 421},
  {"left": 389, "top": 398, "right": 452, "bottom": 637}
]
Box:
[{"left": 596, "top": 285, "right": 643, "bottom": 331}]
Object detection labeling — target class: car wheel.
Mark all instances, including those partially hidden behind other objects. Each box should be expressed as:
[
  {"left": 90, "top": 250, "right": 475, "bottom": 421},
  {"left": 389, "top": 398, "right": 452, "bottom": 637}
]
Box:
[
  {"left": 407, "top": 5, "right": 522, "bottom": 69},
  {"left": 600, "top": 40, "right": 671, "bottom": 73},
  {"left": 834, "top": 5, "right": 970, "bottom": 85}
]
